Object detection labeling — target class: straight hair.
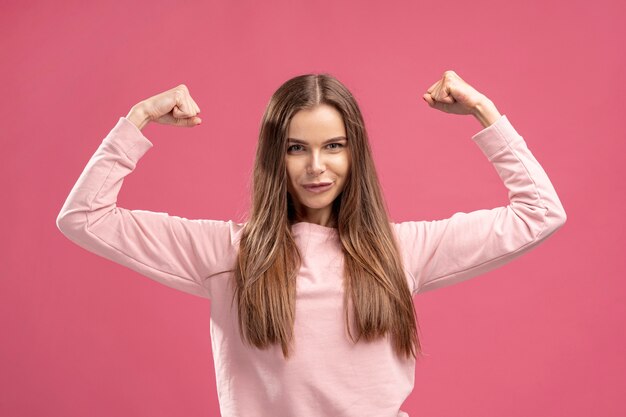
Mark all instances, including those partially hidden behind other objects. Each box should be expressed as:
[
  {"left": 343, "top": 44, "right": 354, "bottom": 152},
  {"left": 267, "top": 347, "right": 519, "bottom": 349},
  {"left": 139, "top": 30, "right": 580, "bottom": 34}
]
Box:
[{"left": 231, "top": 73, "right": 422, "bottom": 360}]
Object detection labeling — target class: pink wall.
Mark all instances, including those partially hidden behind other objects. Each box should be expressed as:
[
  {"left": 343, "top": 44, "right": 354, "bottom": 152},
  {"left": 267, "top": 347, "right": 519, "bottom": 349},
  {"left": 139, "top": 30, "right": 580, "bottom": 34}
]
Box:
[{"left": 2, "top": 0, "right": 624, "bottom": 416}]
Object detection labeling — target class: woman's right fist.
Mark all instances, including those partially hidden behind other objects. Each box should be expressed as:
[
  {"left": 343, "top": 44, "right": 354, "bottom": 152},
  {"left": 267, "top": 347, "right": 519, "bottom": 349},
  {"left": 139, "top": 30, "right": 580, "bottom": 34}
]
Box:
[{"left": 129, "top": 84, "right": 202, "bottom": 129}]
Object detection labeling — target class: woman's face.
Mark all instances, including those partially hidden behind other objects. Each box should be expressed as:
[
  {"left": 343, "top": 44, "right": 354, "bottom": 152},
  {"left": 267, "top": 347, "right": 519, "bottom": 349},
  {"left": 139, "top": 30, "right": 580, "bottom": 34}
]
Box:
[{"left": 285, "top": 104, "right": 350, "bottom": 227}]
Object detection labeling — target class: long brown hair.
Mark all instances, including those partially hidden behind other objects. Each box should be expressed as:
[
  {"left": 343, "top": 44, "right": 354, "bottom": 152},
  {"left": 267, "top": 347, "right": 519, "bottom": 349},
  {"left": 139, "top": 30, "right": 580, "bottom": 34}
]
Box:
[{"left": 232, "top": 73, "right": 422, "bottom": 360}]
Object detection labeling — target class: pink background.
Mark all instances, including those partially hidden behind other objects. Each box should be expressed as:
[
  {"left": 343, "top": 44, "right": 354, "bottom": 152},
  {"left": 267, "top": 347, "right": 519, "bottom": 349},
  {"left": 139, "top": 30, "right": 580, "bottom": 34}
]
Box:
[{"left": 2, "top": 0, "right": 624, "bottom": 416}]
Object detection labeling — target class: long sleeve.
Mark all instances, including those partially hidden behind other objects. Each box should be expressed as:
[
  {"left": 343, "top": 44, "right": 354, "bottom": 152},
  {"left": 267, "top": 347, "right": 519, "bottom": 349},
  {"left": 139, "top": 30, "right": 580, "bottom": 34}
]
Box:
[
  {"left": 56, "top": 117, "right": 241, "bottom": 299},
  {"left": 393, "top": 115, "right": 567, "bottom": 295}
]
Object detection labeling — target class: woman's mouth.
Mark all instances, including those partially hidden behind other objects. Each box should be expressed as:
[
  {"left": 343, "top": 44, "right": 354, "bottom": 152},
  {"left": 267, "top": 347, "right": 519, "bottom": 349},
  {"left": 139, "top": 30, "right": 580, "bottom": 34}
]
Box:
[{"left": 302, "top": 182, "right": 333, "bottom": 193}]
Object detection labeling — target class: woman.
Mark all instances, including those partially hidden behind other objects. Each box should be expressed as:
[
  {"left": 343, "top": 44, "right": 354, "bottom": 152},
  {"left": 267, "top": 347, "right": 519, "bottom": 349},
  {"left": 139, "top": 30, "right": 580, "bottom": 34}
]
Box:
[{"left": 56, "top": 71, "right": 567, "bottom": 417}]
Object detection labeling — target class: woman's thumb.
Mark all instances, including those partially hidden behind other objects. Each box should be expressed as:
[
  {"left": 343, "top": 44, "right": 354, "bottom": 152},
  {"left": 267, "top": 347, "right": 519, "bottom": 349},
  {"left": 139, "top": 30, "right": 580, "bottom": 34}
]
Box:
[{"left": 177, "top": 116, "right": 202, "bottom": 127}]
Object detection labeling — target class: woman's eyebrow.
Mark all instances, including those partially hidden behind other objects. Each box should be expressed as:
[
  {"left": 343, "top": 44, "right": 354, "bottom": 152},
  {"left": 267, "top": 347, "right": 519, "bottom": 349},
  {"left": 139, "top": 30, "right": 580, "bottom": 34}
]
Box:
[{"left": 287, "top": 136, "right": 348, "bottom": 144}]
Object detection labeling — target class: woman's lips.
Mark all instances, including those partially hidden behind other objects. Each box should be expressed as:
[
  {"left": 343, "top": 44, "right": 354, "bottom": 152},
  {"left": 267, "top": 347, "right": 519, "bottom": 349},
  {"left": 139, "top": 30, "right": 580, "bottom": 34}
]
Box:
[{"left": 302, "top": 182, "right": 333, "bottom": 193}]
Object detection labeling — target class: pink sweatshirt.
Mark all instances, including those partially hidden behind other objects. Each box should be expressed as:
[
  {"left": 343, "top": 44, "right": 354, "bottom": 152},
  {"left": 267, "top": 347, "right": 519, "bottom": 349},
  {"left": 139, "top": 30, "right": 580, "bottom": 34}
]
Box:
[{"left": 56, "top": 114, "right": 566, "bottom": 417}]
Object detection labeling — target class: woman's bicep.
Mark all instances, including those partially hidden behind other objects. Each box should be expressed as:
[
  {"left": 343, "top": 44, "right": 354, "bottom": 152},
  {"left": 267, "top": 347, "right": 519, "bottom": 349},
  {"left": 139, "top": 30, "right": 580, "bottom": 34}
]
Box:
[
  {"left": 56, "top": 117, "right": 241, "bottom": 299},
  {"left": 394, "top": 115, "right": 566, "bottom": 294},
  {"left": 57, "top": 206, "right": 239, "bottom": 299},
  {"left": 395, "top": 204, "right": 556, "bottom": 294}
]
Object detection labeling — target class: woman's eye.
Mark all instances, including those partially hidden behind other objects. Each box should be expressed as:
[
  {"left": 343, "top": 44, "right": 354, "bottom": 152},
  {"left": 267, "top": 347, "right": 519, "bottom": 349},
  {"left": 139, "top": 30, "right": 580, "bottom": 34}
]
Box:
[
  {"left": 287, "top": 144, "right": 303, "bottom": 152},
  {"left": 287, "top": 143, "right": 344, "bottom": 153}
]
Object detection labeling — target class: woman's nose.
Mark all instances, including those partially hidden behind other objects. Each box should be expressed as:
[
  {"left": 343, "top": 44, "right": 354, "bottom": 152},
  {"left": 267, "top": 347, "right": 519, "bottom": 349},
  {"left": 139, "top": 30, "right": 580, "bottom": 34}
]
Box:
[{"left": 307, "top": 153, "right": 326, "bottom": 175}]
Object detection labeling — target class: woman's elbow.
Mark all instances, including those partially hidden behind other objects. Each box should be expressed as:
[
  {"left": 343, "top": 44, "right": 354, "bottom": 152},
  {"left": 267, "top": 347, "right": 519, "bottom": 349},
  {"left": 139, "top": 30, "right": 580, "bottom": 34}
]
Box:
[
  {"left": 56, "top": 209, "right": 85, "bottom": 238},
  {"left": 543, "top": 204, "right": 567, "bottom": 237},
  {"left": 56, "top": 211, "right": 72, "bottom": 237},
  {"left": 553, "top": 204, "right": 567, "bottom": 227}
]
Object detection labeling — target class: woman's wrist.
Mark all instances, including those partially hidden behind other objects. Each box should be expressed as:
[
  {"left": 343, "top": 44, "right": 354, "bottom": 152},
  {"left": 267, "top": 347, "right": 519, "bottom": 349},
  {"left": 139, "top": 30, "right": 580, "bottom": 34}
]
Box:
[
  {"left": 126, "top": 104, "right": 151, "bottom": 131},
  {"left": 472, "top": 97, "right": 502, "bottom": 128}
]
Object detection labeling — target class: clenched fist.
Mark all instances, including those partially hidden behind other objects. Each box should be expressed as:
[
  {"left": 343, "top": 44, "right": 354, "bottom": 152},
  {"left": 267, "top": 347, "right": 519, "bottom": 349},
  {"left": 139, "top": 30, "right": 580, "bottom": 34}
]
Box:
[
  {"left": 422, "top": 70, "right": 489, "bottom": 115},
  {"left": 422, "top": 70, "right": 502, "bottom": 127},
  {"left": 126, "top": 84, "right": 202, "bottom": 130}
]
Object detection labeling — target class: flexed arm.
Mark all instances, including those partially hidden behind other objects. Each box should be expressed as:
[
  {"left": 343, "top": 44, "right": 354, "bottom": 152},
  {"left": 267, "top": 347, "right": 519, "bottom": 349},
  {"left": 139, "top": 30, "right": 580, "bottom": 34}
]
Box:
[
  {"left": 56, "top": 85, "right": 240, "bottom": 299},
  {"left": 395, "top": 71, "right": 567, "bottom": 294}
]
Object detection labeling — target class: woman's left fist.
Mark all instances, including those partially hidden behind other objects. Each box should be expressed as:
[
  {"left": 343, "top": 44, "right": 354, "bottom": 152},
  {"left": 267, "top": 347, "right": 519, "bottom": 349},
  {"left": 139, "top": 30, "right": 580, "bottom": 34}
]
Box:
[{"left": 422, "top": 70, "right": 488, "bottom": 116}]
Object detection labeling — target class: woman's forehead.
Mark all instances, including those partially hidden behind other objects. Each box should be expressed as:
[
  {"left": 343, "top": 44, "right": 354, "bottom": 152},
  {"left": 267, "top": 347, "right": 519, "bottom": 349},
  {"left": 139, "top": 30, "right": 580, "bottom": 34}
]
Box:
[{"left": 288, "top": 105, "right": 346, "bottom": 139}]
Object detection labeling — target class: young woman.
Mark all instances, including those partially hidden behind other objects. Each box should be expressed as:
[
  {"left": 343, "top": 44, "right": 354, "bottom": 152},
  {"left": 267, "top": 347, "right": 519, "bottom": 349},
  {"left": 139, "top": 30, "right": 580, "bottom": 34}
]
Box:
[{"left": 56, "top": 71, "right": 567, "bottom": 417}]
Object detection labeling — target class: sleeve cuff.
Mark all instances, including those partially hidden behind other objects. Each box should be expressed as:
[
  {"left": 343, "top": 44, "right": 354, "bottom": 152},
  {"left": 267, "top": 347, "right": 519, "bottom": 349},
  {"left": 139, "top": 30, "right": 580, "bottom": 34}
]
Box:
[
  {"left": 471, "top": 115, "right": 522, "bottom": 160},
  {"left": 104, "top": 117, "right": 154, "bottom": 162}
]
